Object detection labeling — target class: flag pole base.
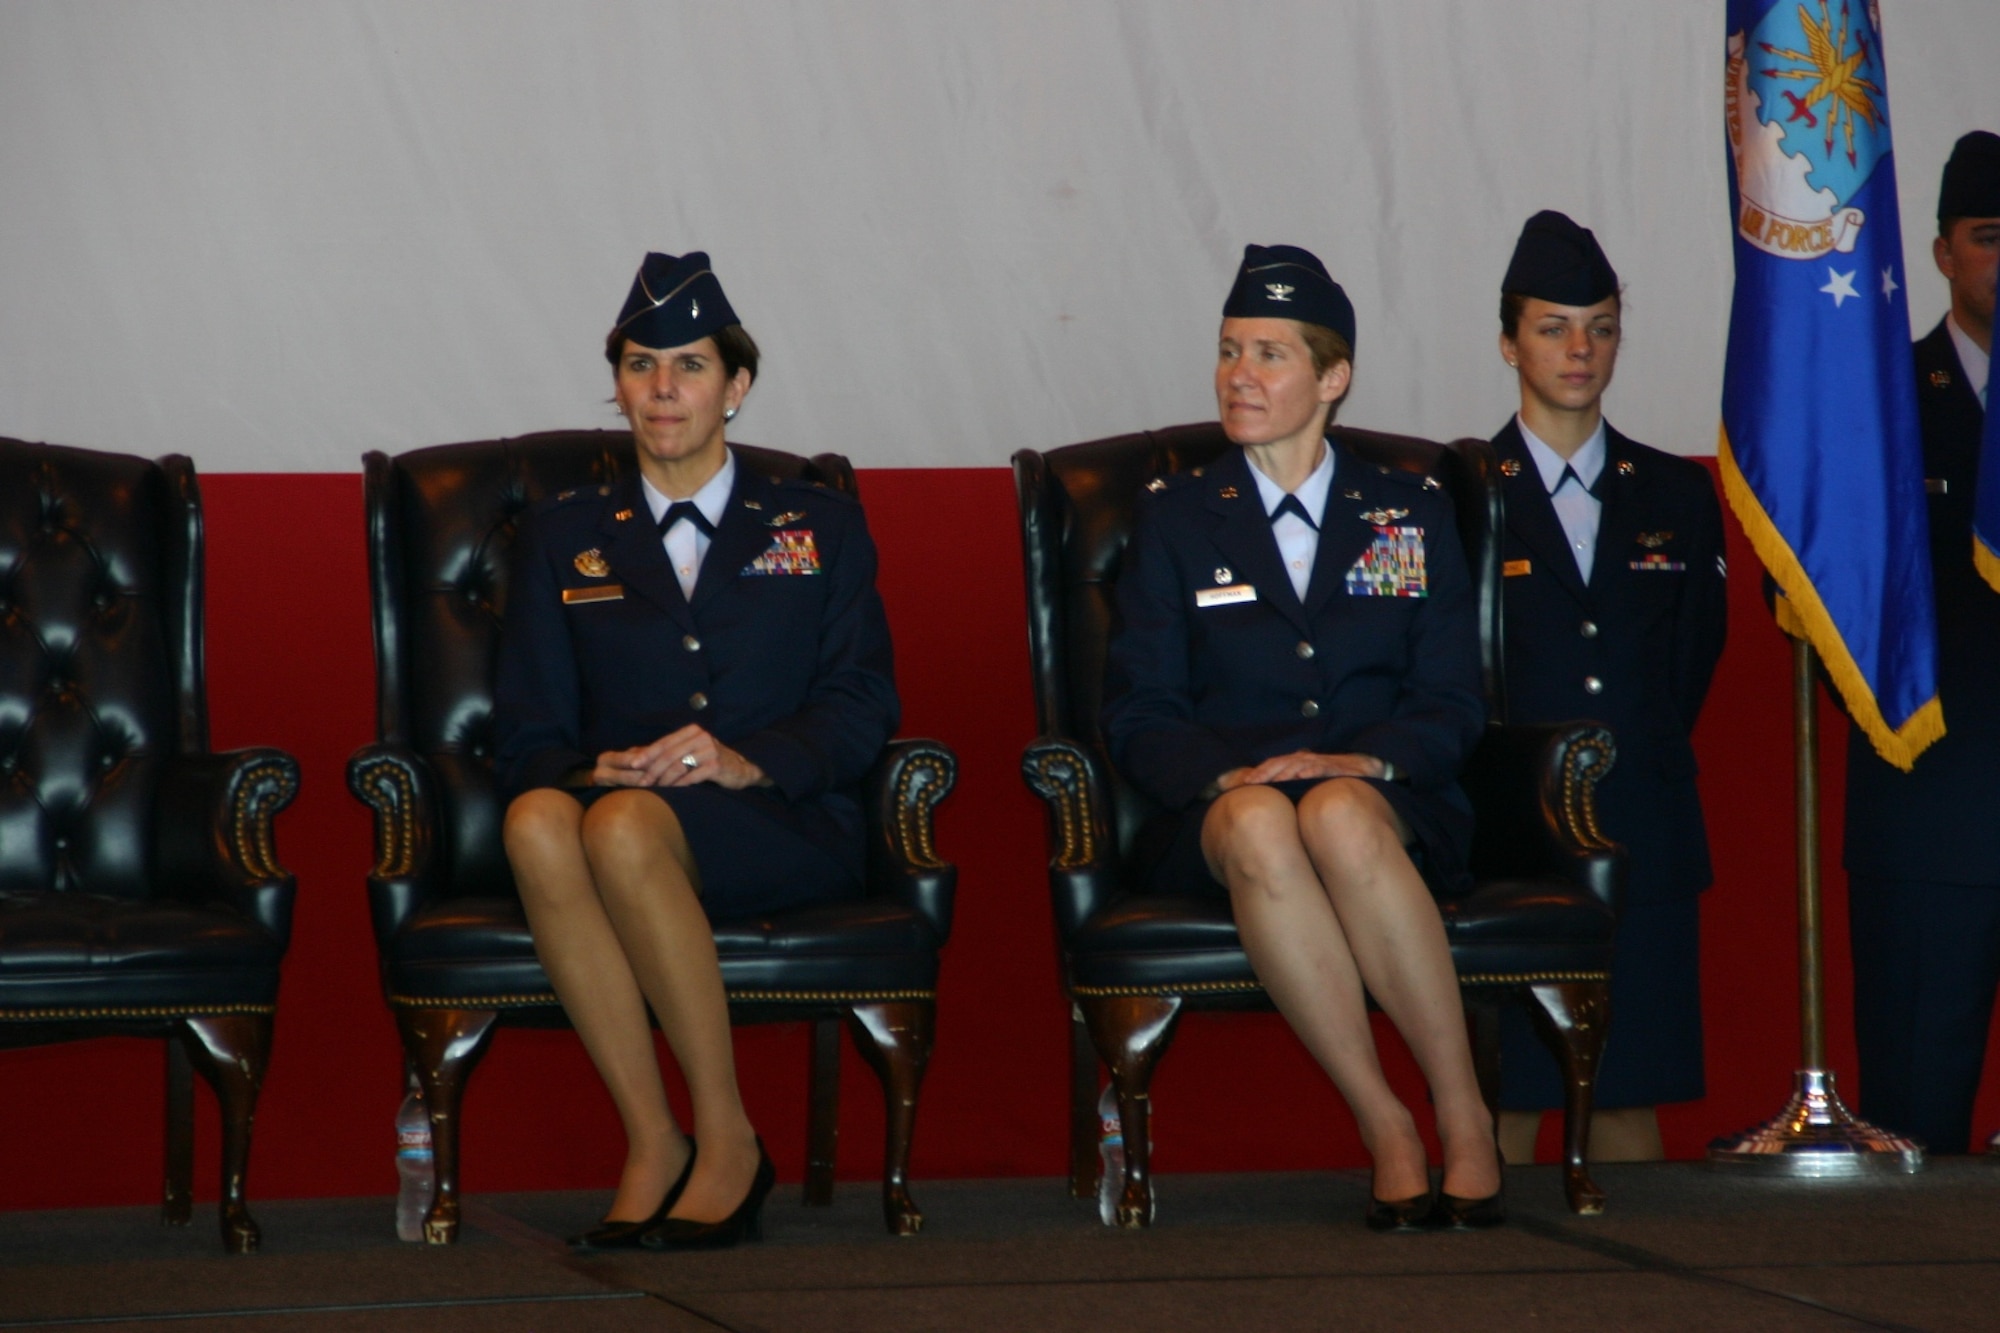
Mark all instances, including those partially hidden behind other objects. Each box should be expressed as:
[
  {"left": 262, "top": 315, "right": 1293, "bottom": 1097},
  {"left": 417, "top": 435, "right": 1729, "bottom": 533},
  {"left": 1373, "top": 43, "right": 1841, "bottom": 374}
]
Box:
[{"left": 1708, "top": 1069, "right": 1924, "bottom": 1177}]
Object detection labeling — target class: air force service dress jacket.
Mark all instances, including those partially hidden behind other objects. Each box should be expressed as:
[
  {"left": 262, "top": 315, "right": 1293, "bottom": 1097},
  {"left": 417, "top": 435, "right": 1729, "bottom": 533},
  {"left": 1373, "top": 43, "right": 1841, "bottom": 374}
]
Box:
[
  {"left": 1101, "top": 438, "right": 1487, "bottom": 894},
  {"left": 492, "top": 450, "right": 899, "bottom": 912},
  {"left": 1492, "top": 418, "right": 1727, "bottom": 1110},
  {"left": 1843, "top": 319, "right": 2000, "bottom": 887}
]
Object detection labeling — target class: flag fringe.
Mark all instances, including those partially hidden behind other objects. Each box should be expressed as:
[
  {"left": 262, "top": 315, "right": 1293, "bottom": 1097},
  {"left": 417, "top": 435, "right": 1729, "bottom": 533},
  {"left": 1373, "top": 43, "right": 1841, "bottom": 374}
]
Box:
[
  {"left": 1718, "top": 427, "right": 1944, "bottom": 772},
  {"left": 1975, "top": 534, "right": 2000, "bottom": 598}
]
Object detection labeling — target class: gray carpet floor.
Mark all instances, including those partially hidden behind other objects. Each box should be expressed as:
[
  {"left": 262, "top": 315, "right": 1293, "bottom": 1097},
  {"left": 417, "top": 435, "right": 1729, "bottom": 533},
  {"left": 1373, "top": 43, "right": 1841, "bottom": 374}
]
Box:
[{"left": 4, "top": 1161, "right": 1998, "bottom": 1331}]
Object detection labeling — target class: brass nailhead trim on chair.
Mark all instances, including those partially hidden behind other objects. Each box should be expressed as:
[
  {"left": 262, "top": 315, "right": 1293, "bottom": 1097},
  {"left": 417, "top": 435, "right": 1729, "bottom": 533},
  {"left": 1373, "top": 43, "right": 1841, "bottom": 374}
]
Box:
[
  {"left": 1455, "top": 971, "right": 1610, "bottom": 986},
  {"left": 0, "top": 1002, "right": 277, "bottom": 1022},
  {"left": 352, "top": 755, "right": 418, "bottom": 878},
  {"left": 1560, "top": 730, "right": 1618, "bottom": 852},
  {"left": 893, "top": 750, "right": 953, "bottom": 870},
  {"left": 389, "top": 988, "right": 936, "bottom": 1010},
  {"left": 1070, "top": 979, "right": 1265, "bottom": 998},
  {"left": 232, "top": 758, "right": 299, "bottom": 880},
  {"left": 1024, "top": 749, "right": 1096, "bottom": 869}
]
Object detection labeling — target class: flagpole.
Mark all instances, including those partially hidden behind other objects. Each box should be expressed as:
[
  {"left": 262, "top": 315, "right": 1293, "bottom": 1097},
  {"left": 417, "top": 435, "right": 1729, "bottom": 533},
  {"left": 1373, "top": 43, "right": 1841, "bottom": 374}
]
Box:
[{"left": 1707, "top": 635, "right": 1924, "bottom": 1176}]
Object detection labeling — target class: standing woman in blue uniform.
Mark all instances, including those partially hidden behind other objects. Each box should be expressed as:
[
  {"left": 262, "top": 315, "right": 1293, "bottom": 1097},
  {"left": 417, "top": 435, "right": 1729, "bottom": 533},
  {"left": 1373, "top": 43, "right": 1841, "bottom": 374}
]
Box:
[
  {"left": 495, "top": 252, "right": 899, "bottom": 1250},
  {"left": 1103, "top": 246, "right": 1501, "bottom": 1229},
  {"left": 1843, "top": 132, "right": 2000, "bottom": 1156},
  {"left": 1486, "top": 213, "right": 1728, "bottom": 1166}
]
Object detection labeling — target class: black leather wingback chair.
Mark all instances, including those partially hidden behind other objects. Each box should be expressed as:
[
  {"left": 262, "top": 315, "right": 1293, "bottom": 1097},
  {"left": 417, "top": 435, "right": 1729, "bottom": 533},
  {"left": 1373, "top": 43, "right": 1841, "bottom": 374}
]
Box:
[
  {"left": 0, "top": 439, "right": 300, "bottom": 1253},
  {"left": 1015, "top": 423, "right": 1624, "bottom": 1221},
  {"left": 347, "top": 430, "right": 956, "bottom": 1242}
]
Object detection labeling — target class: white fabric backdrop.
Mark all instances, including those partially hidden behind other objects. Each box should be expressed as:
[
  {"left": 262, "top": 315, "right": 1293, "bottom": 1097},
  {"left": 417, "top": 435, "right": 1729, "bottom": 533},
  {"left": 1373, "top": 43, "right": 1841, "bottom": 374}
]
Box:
[{"left": 2, "top": 1, "right": 1996, "bottom": 471}]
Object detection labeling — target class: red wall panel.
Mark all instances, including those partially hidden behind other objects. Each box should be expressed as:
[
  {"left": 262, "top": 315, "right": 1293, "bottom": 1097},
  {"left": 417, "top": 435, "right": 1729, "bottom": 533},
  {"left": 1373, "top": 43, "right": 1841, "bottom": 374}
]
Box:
[{"left": 5, "top": 462, "right": 1997, "bottom": 1210}]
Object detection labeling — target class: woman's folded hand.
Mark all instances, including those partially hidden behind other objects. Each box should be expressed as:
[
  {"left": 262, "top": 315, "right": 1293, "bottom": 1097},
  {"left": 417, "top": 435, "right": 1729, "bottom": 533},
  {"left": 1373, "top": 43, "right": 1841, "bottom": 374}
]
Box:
[{"left": 594, "top": 725, "right": 772, "bottom": 790}]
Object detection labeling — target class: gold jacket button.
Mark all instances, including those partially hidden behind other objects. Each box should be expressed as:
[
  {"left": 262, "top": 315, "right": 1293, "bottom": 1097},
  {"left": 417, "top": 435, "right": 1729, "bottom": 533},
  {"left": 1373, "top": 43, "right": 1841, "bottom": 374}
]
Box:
[
  {"left": 1300, "top": 699, "right": 1320, "bottom": 718},
  {"left": 683, "top": 635, "right": 701, "bottom": 652},
  {"left": 1583, "top": 676, "right": 1603, "bottom": 695},
  {"left": 689, "top": 692, "right": 710, "bottom": 711},
  {"left": 1296, "top": 641, "right": 1315, "bottom": 660},
  {"left": 1580, "top": 621, "right": 1599, "bottom": 639}
]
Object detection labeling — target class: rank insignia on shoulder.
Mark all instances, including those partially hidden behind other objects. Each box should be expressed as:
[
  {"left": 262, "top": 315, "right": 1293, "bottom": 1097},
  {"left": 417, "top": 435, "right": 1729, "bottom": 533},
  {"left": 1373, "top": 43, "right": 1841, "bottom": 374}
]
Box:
[
  {"left": 1499, "top": 459, "right": 1522, "bottom": 478},
  {"left": 1930, "top": 369, "right": 1953, "bottom": 389},
  {"left": 743, "top": 499, "right": 764, "bottom": 509},
  {"left": 556, "top": 488, "right": 577, "bottom": 501},
  {"left": 1213, "top": 566, "right": 1233, "bottom": 585},
  {"left": 613, "top": 508, "right": 633, "bottom": 522},
  {"left": 1422, "top": 476, "right": 1442, "bottom": 491},
  {"left": 743, "top": 529, "right": 822, "bottom": 575},
  {"left": 1637, "top": 531, "right": 1673, "bottom": 548},
  {"left": 1616, "top": 460, "right": 1635, "bottom": 477},
  {"left": 1346, "top": 526, "right": 1427, "bottom": 597},
  {"left": 598, "top": 485, "right": 610, "bottom": 495},
  {"left": 767, "top": 510, "right": 808, "bottom": 526},
  {"left": 1146, "top": 477, "right": 1167, "bottom": 493},
  {"left": 1191, "top": 467, "right": 1205, "bottom": 477},
  {"left": 1218, "top": 486, "right": 1239, "bottom": 499},
  {"left": 1504, "top": 559, "right": 1532, "bottom": 577},
  {"left": 1343, "top": 488, "right": 1364, "bottom": 500},
  {"left": 574, "top": 549, "right": 610, "bottom": 578},
  {"left": 1359, "top": 507, "right": 1410, "bottom": 525}
]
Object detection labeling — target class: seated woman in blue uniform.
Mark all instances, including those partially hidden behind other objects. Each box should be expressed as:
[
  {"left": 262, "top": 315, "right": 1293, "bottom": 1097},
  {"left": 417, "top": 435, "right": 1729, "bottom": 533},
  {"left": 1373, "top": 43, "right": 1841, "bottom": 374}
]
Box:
[
  {"left": 1484, "top": 213, "right": 1727, "bottom": 1166},
  {"left": 1102, "top": 245, "right": 1501, "bottom": 1230},
  {"left": 494, "top": 252, "right": 899, "bottom": 1252}
]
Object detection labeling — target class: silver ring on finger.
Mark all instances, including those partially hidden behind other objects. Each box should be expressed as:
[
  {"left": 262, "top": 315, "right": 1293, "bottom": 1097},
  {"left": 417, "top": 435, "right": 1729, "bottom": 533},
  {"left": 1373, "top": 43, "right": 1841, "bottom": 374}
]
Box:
[{"left": 680, "top": 753, "right": 700, "bottom": 771}]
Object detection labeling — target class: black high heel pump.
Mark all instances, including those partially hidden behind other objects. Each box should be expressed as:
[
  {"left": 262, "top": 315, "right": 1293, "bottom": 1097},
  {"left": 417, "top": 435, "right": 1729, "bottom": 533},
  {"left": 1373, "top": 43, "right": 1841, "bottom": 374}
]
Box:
[
  {"left": 640, "top": 1138, "right": 776, "bottom": 1251},
  {"left": 567, "top": 1138, "right": 697, "bottom": 1252}
]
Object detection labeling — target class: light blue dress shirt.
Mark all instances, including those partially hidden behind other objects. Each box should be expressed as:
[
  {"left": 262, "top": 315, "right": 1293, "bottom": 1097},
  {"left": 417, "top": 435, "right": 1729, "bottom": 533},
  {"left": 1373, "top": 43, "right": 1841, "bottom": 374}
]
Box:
[
  {"left": 641, "top": 449, "right": 737, "bottom": 599},
  {"left": 1248, "top": 441, "right": 1336, "bottom": 600},
  {"left": 1519, "top": 415, "right": 1607, "bottom": 582}
]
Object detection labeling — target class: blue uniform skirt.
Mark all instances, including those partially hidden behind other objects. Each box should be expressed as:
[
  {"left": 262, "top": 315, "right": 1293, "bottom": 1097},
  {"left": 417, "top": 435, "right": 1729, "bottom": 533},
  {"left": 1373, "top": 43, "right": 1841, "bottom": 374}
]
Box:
[
  {"left": 571, "top": 783, "right": 862, "bottom": 920},
  {"left": 1137, "top": 776, "right": 1474, "bottom": 900}
]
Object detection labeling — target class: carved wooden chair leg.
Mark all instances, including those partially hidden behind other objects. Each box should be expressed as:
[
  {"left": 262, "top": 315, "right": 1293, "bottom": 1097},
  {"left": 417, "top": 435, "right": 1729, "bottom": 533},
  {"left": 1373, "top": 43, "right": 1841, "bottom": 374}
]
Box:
[
  {"left": 178, "top": 1013, "right": 274, "bottom": 1254},
  {"left": 1069, "top": 1004, "right": 1099, "bottom": 1199},
  {"left": 845, "top": 1000, "right": 934, "bottom": 1236},
  {"left": 805, "top": 1017, "right": 841, "bottom": 1206},
  {"left": 162, "top": 1036, "right": 195, "bottom": 1227},
  {"left": 1525, "top": 980, "right": 1611, "bottom": 1215},
  {"left": 1077, "top": 993, "right": 1184, "bottom": 1229},
  {"left": 397, "top": 1006, "right": 500, "bottom": 1244},
  {"left": 1464, "top": 990, "right": 1505, "bottom": 1127}
]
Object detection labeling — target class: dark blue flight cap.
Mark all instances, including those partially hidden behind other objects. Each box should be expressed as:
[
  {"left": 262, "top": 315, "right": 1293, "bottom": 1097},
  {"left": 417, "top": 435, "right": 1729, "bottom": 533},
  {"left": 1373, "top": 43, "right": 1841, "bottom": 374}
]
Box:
[
  {"left": 1938, "top": 131, "right": 2000, "bottom": 221},
  {"left": 1502, "top": 211, "right": 1619, "bottom": 307},
  {"left": 611, "top": 251, "right": 739, "bottom": 350},
  {"left": 1223, "top": 244, "right": 1356, "bottom": 350}
]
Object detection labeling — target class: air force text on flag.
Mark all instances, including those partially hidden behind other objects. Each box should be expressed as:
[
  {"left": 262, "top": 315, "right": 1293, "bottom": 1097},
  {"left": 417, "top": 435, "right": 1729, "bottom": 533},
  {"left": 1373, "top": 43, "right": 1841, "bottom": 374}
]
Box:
[{"left": 1719, "top": 0, "right": 1940, "bottom": 770}]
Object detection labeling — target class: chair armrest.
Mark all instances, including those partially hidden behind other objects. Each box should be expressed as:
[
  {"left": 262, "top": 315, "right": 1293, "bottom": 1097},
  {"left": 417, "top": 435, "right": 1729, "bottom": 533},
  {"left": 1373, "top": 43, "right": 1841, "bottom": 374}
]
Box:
[
  {"left": 864, "top": 737, "right": 958, "bottom": 942},
  {"left": 347, "top": 741, "right": 445, "bottom": 947},
  {"left": 155, "top": 747, "right": 301, "bottom": 946},
  {"left": 1020, "top": 736, "right": 1122, "bottom": 940},
  {"left": 1462, "top": 722, "right": 1625, "bottom": 910}
]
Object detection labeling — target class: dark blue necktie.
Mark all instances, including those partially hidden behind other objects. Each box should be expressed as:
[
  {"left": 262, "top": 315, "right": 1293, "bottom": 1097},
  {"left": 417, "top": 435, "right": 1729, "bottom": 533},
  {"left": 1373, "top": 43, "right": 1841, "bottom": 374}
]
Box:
[
  {"left": 1556, "top": 465, "right": 1601, "bottom": 499},
  {"left": 1271, "top": 493, "right": 1319, "bottom": 531},
  {"left": 658, "top": 500, "right": 717, "bottom": 537}
]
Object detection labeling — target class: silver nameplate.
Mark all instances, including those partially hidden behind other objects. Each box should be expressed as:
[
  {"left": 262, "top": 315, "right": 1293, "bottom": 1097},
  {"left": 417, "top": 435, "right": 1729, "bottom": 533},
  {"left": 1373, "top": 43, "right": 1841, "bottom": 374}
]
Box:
[{"left": 1195, "top": 583, "right": 1258, "bottom": 608}]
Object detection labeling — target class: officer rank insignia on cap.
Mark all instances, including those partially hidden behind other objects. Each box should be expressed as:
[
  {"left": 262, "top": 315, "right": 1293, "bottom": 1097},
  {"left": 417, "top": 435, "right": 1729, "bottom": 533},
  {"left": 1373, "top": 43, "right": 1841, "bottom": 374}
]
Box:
[
  {"left": 574, "top": 549, "right": 611, "bottom": 578},
  {"left": 1345, "top": 527, "right": 1428, "bottom": 597},
  {"left": 612, "top": 251, "right": 739, "bottom": 352}
]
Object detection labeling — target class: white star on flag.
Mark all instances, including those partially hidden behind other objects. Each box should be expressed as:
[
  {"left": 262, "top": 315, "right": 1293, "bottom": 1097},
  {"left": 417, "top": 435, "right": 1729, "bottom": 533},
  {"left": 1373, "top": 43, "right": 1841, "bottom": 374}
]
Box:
[
  {"left": 1821, "top": 268, "right": 1859, "bottom": 308},
  {"left": 1881, "top": 267, "right": 1900, "bottom": 302}
]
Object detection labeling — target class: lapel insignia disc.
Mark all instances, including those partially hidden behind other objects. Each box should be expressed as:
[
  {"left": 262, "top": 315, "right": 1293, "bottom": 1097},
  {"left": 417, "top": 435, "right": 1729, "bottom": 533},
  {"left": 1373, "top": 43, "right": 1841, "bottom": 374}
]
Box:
[
  {"left": 1500, "top": 459, "right": 1523, "bottom": 478},
  {"left": 1616, "top": 460, "right": 1635, "bottom": 477},
  {"left": 574, "top": 548, "right": 611, "bottom": 578},
  {"left": 1213, "top": 567, "right": 1233, "bottom": 585},
  {"left": 1218, "top": 486, "right": 1240, "bottom": 499},
  {"left": 1637, "top": 531, "right": 1674, "bottom": 548},
  {"left": 1930, "top": 369, "right": 1953, "bottom": 389},
  {"left": 1359, "top": 507, "right": 1410, "bottom": 524}
]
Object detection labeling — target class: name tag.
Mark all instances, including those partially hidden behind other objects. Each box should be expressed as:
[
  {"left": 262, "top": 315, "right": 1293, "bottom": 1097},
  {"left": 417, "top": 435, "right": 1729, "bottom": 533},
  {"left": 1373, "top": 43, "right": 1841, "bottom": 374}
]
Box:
[
  {"left": 1195, "top": 583, "right": 1258, "bottom": 608},
  {"left": 562, "top": 584, "right": 625, "bottom": 604},
  {"left": 1503, "top": 559, "right": 1532, "bottom": 578}
]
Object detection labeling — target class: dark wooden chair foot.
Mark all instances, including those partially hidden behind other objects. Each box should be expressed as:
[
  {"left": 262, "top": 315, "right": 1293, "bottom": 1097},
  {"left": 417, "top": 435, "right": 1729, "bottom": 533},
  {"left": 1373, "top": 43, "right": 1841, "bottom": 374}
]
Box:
[
  {"left": 1068, "top": 1004, "right": 1099, "bottom": 1200},
  {"left": 1525, "top": 980, "right": 1611, "bottom": 1215},
  {"left": 805, "top": 1017, "right": 840, "bottom": 1207},
  {"left": 162, "top": 1037, "right": 195, "bottom": 1227},
  {"left": 178, "top": 1013, "right": 274, "bottom": 1254},
  {"left": 396, "top": 1007, "right": 500, "bottom": 1244},
  {"left": 845, "top": 1001, "right": 934, "bottom": 1235},
  {"left": 1077, "top": 993, "right": 1184, "bottom": 1229}
]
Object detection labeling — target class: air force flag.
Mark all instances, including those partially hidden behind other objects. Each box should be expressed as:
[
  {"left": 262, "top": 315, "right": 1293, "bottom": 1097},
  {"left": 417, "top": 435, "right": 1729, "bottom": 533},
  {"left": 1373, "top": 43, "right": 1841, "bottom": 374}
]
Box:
[{"left": 1719, "top": 0, "right": 1941, "bottom": 769}]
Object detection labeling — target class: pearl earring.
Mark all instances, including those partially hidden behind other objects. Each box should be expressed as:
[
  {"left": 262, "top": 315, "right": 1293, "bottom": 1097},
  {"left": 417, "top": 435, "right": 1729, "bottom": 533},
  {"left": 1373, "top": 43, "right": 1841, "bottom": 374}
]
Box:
[{"left": 724, "top": 407, "right": 737, "bottom": 421}]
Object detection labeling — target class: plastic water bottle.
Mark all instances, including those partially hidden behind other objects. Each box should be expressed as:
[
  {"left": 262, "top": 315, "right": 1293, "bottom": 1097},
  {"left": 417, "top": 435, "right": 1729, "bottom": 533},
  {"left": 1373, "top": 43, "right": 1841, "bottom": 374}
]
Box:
[
  {"left": 394, "top": 1074, "right": 434, "bottom": 1241},
  {"left": 1096, "top": 1083, "right": 1124, "bottom": 1226}
]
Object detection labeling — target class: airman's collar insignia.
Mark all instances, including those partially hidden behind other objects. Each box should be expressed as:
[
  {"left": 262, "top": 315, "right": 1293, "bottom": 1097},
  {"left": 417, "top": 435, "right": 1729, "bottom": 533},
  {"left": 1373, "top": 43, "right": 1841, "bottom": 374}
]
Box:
[
  {"left": 574, "top": 549, "right": 611, "bottom": 578},
  {"left": 1360, "top": 507, "right": 1410, "bottom": 524},
  {"left": 1616, "top": 459, "right": 1636, "bottom": 477},
  {"left": 1930, "top": 368, "right": 1954, "bottom": 389},
  {"left": 768, "top": 510, "right": 808, "bottom": 526},
  {"left": 1637, "top": 531, "right": 1674, "bottom": 548},
  {"left": 1499, "top": 459, "right": 1523, "bottom": 478}
]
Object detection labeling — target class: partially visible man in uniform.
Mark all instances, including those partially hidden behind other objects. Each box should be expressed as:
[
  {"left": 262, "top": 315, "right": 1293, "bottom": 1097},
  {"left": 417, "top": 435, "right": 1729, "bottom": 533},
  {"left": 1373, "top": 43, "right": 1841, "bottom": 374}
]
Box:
[{"left": 1844, "top": 130, "right": 2000, "bottom": 1156}]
